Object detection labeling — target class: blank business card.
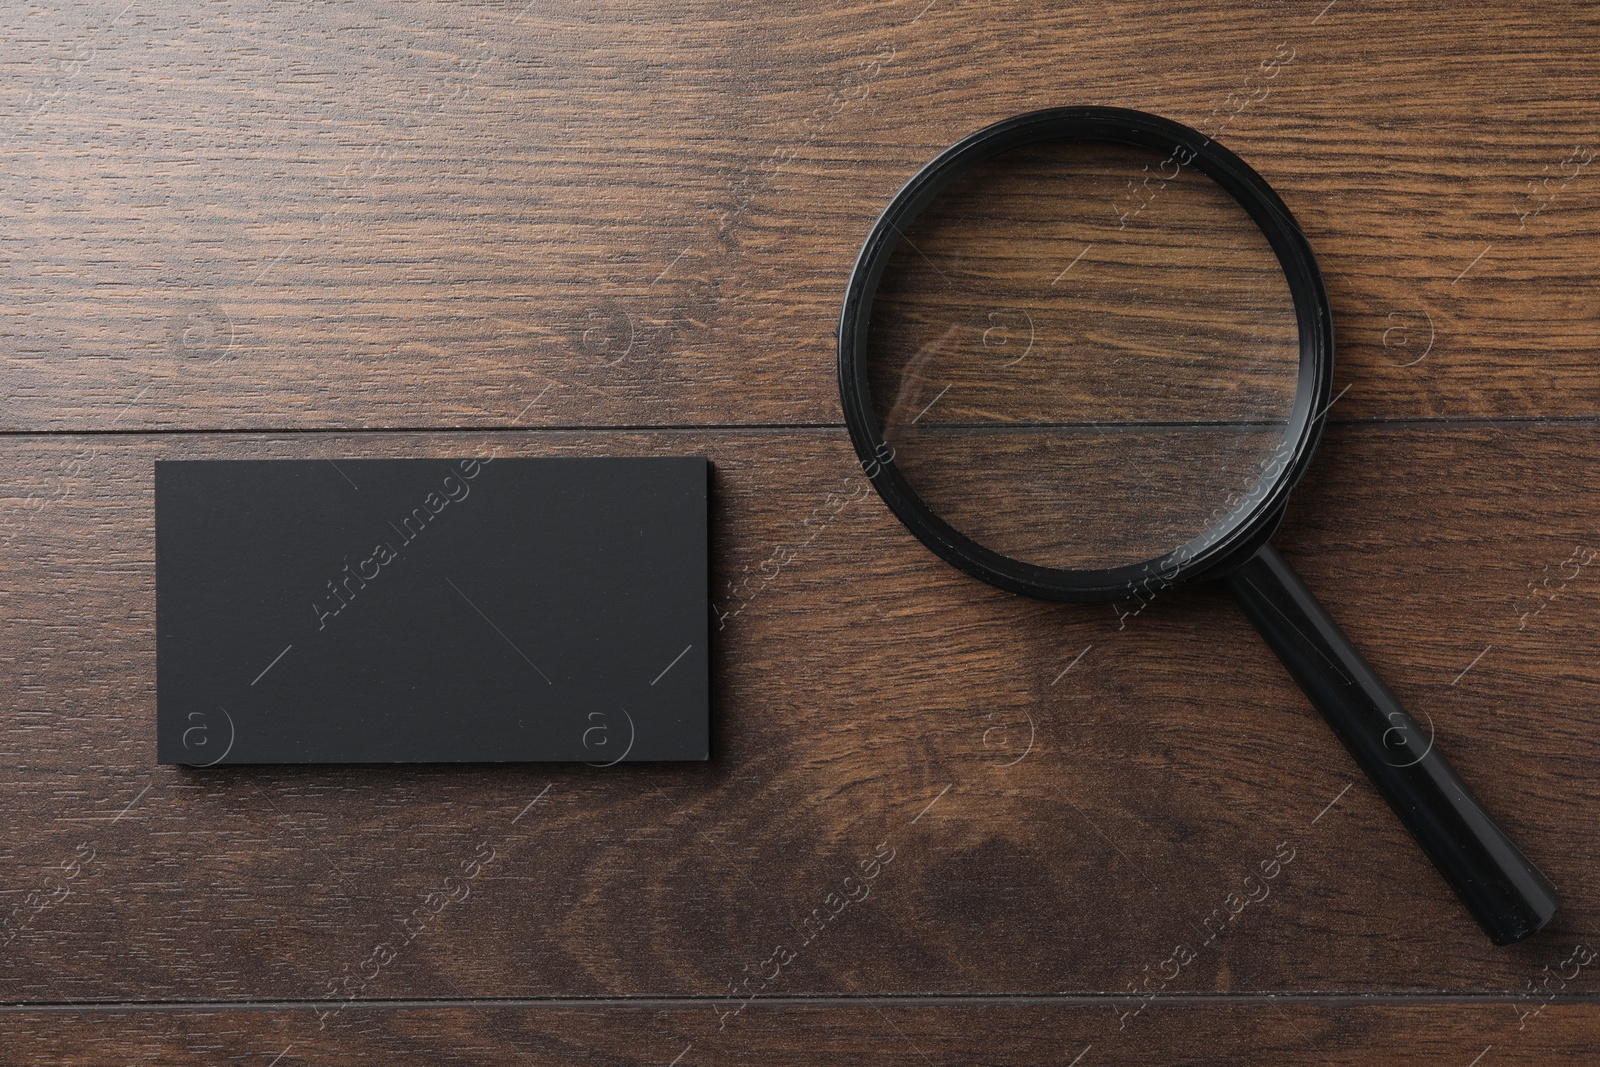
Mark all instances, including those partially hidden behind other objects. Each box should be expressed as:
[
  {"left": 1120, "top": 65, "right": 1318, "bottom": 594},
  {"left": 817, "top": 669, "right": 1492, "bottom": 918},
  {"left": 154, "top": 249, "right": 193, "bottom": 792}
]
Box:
[{"left": 156, "top": 456, "right": 709, "bottom": 765}]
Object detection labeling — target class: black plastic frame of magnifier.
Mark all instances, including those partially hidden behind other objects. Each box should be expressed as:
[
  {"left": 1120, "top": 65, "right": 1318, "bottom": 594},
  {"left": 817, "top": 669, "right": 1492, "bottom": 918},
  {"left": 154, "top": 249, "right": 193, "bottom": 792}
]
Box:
[{"left": 838, "top": 106, "right": 1557, "bottom": 945}]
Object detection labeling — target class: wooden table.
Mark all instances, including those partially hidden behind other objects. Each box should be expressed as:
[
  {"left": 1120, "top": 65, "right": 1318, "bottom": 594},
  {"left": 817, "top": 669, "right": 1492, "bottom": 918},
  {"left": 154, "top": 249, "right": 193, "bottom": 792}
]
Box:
[{"left": 4, "top": 1, "right": 1599, "bottom": 1061}]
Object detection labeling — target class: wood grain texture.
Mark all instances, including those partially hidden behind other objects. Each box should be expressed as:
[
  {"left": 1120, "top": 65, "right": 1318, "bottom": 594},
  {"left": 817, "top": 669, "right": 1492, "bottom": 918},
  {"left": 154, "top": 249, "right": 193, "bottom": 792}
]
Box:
[
  {"left": 1, "top": 0, "right": 1598, "bottom": 430},
  {"left": 3, "top": 424, "right": 1599, "bottom": 1009},
  {"left": 5, "top": 0, "right": 1600, "bottom": 1060},
  {"left": 866, "top": 139, "right": 1301, "bottom": 426},
  {"left": 880, "top": 426, "right": 1289, "bottom": 570},
  {"left": 4, "top": 1002, "right": 1600, "bottom": 1066}
]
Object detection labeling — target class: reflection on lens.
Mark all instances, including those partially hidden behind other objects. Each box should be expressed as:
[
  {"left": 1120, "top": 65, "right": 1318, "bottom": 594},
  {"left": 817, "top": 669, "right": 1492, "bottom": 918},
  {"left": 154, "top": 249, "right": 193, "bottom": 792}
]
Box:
[{"left": 865, "top": 140, "right": 1300, "bottom": 572}]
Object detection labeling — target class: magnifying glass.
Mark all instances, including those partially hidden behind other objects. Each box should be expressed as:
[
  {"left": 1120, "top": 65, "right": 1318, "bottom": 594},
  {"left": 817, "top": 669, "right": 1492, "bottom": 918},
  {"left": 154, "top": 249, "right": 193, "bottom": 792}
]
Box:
[{"left": 837, "top": 107, "right": 1557, "bottom": 945}]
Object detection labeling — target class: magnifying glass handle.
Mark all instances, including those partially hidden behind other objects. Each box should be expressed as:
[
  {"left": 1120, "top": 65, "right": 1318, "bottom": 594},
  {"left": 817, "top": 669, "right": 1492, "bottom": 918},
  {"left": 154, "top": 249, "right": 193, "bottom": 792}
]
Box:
[{"left": 1224, "top": 543, "right": 1558, "bottom": 945}]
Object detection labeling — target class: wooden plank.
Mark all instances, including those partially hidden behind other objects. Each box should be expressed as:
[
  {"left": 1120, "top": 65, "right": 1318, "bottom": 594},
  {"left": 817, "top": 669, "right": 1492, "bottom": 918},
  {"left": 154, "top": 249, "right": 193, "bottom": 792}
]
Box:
[
  {"left": 1, "top": 424, "right": 1597, "bottom": 1002},
  {"left": 1, "top": 1001, "right": 1599, "bottom": 1065},
  {"left": 865, "top": 139, "right": 1301, "bottom": 428},
  {"left": 2, "top": 0, "right": 1598, "bottom": 430}
]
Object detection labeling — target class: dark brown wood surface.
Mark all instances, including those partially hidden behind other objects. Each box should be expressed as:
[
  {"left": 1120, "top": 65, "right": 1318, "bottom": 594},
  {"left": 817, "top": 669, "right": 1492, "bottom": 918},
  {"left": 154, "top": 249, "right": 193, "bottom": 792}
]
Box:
[
  {"left": 5, "top": 1002, "right": 1600, "bottom": 1065},
  {"left": 4, "top": 0, "right": 1600, "bottom": 1062}
]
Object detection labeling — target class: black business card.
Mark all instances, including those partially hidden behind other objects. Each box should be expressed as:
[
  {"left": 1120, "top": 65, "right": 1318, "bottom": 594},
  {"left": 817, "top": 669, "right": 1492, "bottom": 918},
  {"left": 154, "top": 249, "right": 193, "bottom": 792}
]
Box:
[{"left": 155, "top": 457, "right": 709, "bottom": 765}]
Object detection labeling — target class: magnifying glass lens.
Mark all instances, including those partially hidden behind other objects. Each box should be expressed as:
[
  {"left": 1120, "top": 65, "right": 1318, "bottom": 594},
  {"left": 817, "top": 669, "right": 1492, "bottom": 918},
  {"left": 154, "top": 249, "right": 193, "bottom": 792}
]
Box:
[{"left": 865, "top": 140, "right": 1301, "bottom": 572}]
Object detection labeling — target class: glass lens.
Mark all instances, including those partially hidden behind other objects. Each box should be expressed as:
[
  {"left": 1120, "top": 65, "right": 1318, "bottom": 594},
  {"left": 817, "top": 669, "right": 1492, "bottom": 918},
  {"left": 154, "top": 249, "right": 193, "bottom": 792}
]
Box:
[{"left": 864, "top": 140, "right": 1301, "bottom": 573}]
